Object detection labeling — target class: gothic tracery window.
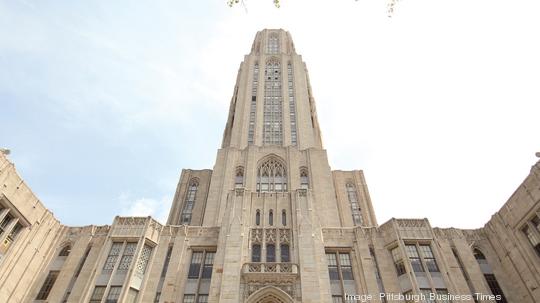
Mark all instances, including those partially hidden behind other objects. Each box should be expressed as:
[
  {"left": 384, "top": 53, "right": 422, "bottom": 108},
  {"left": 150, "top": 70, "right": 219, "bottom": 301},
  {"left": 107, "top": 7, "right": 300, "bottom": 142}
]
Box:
[
  {"left": 263, "top": 58, "right": 283, "bottom": 145},
  {"left": 300, "top": 167, "right": 309, "bottom": 189},
  {"left": 267, "top": 32, "right": 280, "bottom": 54},
  {"left": 180, "top": 179, "right": 199, "bottom": 225},
  {"left": 256, "top": 156, "right": 287, "bottom": 192},
  {"left": 235, "top": 166, "right": 244, "bottom": 188}
]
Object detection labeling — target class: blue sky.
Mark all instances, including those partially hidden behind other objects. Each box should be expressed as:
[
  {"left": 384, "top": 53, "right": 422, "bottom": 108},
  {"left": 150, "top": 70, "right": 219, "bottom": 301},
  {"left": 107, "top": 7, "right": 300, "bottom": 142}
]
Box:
[{"left": 1, "top": 0, "right": 539, "bottom": 228}]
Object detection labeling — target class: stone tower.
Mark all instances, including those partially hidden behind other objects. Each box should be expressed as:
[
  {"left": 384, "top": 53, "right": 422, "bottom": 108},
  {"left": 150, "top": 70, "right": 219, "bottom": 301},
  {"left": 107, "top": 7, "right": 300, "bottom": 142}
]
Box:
[
  {"left": 0, "top": 29, "right": 539, "bottom": 303},
  {"left": 165, "top": 28, "right": 378, "bottom": 302}
]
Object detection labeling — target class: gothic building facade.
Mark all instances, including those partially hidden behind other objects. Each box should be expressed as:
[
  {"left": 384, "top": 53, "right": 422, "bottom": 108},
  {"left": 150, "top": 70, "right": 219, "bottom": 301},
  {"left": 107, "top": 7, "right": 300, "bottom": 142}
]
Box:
[{"left": 0, "top": 29, "right": 539, "bottom": 303}]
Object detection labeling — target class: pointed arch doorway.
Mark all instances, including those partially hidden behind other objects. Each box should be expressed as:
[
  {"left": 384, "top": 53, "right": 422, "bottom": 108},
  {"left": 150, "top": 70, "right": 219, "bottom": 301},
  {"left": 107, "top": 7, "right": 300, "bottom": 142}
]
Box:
[{"left": 246, "top": 286, "right": 295, "bottom": 303}]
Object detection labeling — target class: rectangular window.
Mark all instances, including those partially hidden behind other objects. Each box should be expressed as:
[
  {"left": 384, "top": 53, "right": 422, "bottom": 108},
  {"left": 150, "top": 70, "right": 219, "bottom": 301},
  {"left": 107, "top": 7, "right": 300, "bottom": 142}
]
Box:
[
  {"left": 419, "top": 289, "right": 435, "bottom": 303},
  {"left": 198, "top": 294, "right": 209, "bottom": 303},
  {"left": 135, "top": 244, "right": 153, "bottom": 276},
  {"left": 326, "top": 253, "right": 339, "bottom": 280},
  {"left": 280, "top": 244, "right": 290, "bottom": 262},
  {"left": 103, "top": 242, "right": 122, "bottom": 271},
  {"left": 484, "top": 274, "right": 508, "bottom": 303},
  {"left": 406, "top": 245, "right": 424, "bottom": 272},
  {"left": 435, "top": 289, "right": 450, "bottom": 303},
  {"left": 252, "top": 244, "right": 261, "bottom": 262},
  {"left": 332, "top": 295, "right": 343, "bottom": 303},
  {"left": 36, "top": 271, "right": 59, "bottom": 300},
  {"left": 419, "top": 245, "right": 439, "bottom": 272},
  {"left": 339, "top": 253, "right": 353, "bottom": 280},
  {"left": 391, "top": 247, "right": 406, "bottom": 276},
  {"left": 183, "top": 294, "right": 195, "bottom": 303},
  {"left": 118, "top": 242, "right": 137, "bottom": 270},
  {"left": 188, "top": 252, "right": 203, "bottom": 278},
  {"left": 201, "top": 252, "right": 215, "bottom": 279},
  {"left": 106, "top": 286, "right": 122, "bottom": 303},
  {"left": 90, "top": 286, "right": 106, "bottom": 303}
]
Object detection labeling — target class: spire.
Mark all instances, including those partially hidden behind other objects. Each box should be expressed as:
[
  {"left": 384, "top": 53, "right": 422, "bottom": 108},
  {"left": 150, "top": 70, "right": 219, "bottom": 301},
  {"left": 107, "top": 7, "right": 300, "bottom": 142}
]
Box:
[{"left": 221, "top": 29, "right": 323, "bottom": 150}]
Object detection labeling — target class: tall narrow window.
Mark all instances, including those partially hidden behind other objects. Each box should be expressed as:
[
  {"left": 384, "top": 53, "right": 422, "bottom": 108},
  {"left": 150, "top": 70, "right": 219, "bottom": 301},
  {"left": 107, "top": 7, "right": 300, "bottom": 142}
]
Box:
[
  {"left": 252, "top": 244, "right": 261, "bottom": 262},
  {"left": 287, "top": 63, "right": 297, "bottom": 145},
  {"left": 326, "top": 251, "right": 357, "bottom": 300},
  {"left": 419, "top": 245, "right": 439, "bottom": 272},
  {"left": 180, "top": 179, "right": 198, "bottom": 225},
  {"left": 405, "top": 245, "right": 424, "bottom": 272},
  {"left": 391, "top": 247, "right": 406, "bottom": 276},
  {"left": 269, "top": 210, "right": 274, "bottom": 226},
  {"left": 257, "top": 156, "right": 287, "bottom": 192},
  {"left": 300, "top": 167, "right": 309, "bottom": 189},
  {"left": 103, "top": 242, "right": 122, "bottom": 271},
  {"left": 267, "top": 32, "right": 280, "bottom": 54},
  {"left": 267, "top": 244, "right": 276, "bottom": 262},
  {"left": 263, "top": 58, "right": 283, "bottom": 145},
  {"left": 235, "top": 166, "right": 244, "bottom": 188},
  {"left": 281, "top": 244, "right": 290, "bottom": 262},
  {"left": 90, "top": 286, "right": 106, "bottom": 303},
  {"left": 0, "top": 213, "right": 13, "bottom": 236},
  {"left": 346, "top": 183, "right": 363, "bottom": 225},
  {"left": 106, "top": 286, "right": 122, "bottom": 303},
  {"left": 184, "top": 250, "right": 215, "bottom": 303},
  {"left": 201, "top": 252, "right": 215, "bottom": 279},
  {"left": 188, "top": 252, "right": 203, "bottom": 279},
  {"left": 255, "top": 210, "right": 261, "bottom": 226},
  {"left": 118, "top": 242, "right": 137, "bottom": 270},
  {"left": 36, "top": 271, "right": 59, "bottom": 300},
  {"left": 282, "top": 210, "right": 287, "bottom": 226},
  {"left": 474, "top": 249, "right": 507, "bottom": 303},
  {"left": 161, "top": 245, "right": 173, "bottom": 278},
  {"left": 248, "top": 63, "right": 258, "bottom": 145},
  {"left": 135, "top": 244, "right": 153, "bottom": 277}
]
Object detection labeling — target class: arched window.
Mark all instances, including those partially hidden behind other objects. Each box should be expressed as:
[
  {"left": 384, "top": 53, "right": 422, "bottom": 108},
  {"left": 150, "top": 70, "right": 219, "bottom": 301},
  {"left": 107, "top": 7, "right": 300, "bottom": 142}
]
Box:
[
  {"left": 180, "top": 179, "right": 199, "bottom": 225},
  {"left": 263, "top": 58, "right": 283, "bottom": 145},
  {"left": 280, "top": 244, "right": 290, "bottom": 262},
  {"left": 300, "top": 167, "right": 309, "bottom": 189},
  {"left": 257, "top": 156, "right": 287, "bottom": 192},
  {"left": 255, "top": 210, "right": 261, "bottom": 226},
  {"left": 269, "top": 210, "right": 274, "bottom": 226},
  {"left": 235, "top": 166, "right": 244, "bottom": 188},
  {"left": 266, "top": 244, "right": 275, "bottom": 262},
  {"left": 59, "top": 245, "right": 71, "bottom": 257},
  {"left": 474, "top": 249, "right": 486, "bottom": 262},
  {"left": 282, "top": 210, "right": 287, "bottom": 226},
  {"left": 252, "top": 244, "right": 261, "bottom": 262},
  {"left": 346, "top": 183, "right": 363, "bottom": 225}
]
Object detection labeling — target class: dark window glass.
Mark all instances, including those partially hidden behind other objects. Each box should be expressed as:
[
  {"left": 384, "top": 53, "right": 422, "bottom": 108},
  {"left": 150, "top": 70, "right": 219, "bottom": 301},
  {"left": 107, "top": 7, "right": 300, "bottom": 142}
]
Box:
[
  {"left": 188, "top": 252, "right": 203, "bottom": 279},
  {"left": 282, "top": 210, "right": 286, "bottom": 226},
  {"left": 281, "top": 244, "right": 290, "bottom": 262},
  {"left": 255, "top": 210, "right": 260, "bottom": 226},
  {"left": 269, "top": 210, "right": 273, "bottom": 226},
  {"left": 201, "top": 252, "right": 214, "bottom": 279},
  {"left": 36, "top": 271, "right": 59, "bottom": 300},
  {"left": 252, "top": 244, "right": 261, "bottom": 262},
  {"left": 267, "top": 244, "right": 275, "bottom": 262},
  {"left": 484, "top": 274, "right": 508, "bottom": 303}
]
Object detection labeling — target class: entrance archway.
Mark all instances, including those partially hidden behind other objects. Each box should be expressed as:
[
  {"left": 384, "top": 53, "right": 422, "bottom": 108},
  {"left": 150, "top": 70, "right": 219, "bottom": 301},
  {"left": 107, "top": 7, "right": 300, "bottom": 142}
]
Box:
[{"left": 246, "top": 286, "right": 294, "bottom": 303}]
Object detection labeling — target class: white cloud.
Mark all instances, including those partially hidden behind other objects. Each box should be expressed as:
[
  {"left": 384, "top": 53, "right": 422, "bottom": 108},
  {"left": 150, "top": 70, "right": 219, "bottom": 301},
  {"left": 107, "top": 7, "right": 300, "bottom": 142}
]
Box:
[{"left": 119, "top": 193, "right": 172, "bottom": 224}]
